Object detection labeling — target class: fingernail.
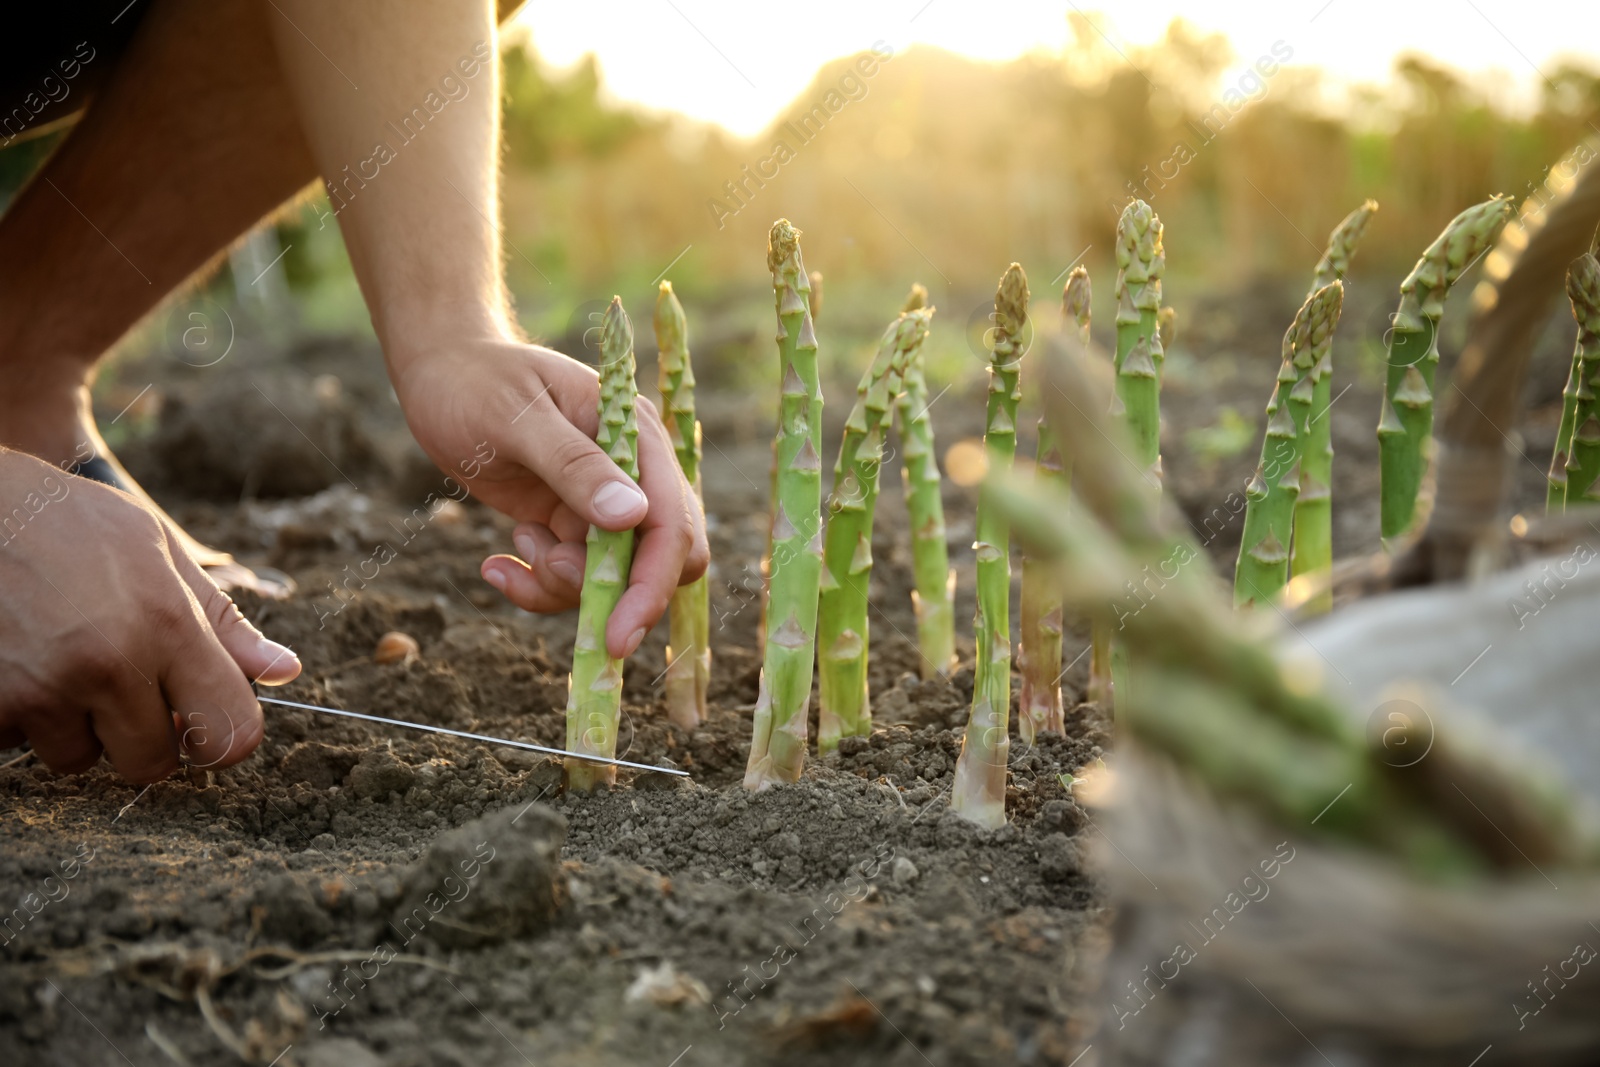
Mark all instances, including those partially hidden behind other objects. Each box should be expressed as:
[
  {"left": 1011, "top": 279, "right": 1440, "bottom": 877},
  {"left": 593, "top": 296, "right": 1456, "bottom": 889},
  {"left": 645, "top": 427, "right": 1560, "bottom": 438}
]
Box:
[
  {"left": 551, "top": 560, "right": 582, "bottom": 587},
  {"left": 592, "top": 481, "right": 647, "bottom": 524},
  {"left": 255, "top": 637, "right": 301, "bottom": 685},
  {"left": 514, "top": 532, "right": 539, "bottom": 561},
  {"left": 623, "top": 627, "right": 647, "bottom": 657},
  {"left": 484, "top": 567, "right": 508, "bottom": 592}
]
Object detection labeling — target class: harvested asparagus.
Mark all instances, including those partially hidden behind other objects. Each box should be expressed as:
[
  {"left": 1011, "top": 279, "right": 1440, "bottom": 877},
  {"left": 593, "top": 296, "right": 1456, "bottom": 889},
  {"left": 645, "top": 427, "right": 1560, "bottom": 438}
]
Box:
[
  {"left": 745, "top": 220, "right": 824, "bottom": 790},
  {"left": 654, "top": 281, "right": 709, "bottom": 729},
  {"left": 818, "top": 308, "right": 935, "bottom": 752},
  {"left": 1377, "top": 196, "right": 1514, "bottom": 542},
  {"left": 1555, "top": 253, "right": 1600, "bottom": 510},
  {"left": 565, "top": 297, "right": 641, "bottom": 792},
  {"left": 951, "top": 263, "right": 1029, "bottom": 829},
  {"left": 1293, "top": 200, "right": 1377, "bottom": 613},
  {"left": 1019, "top": 268, "right": 1089, "bottom": 740},
  {"left": 1234, "top": 282, "right": 1344, "bottom": 608},
  {"left": 895, "top": 283, "right": 958, "bottom": 679}
]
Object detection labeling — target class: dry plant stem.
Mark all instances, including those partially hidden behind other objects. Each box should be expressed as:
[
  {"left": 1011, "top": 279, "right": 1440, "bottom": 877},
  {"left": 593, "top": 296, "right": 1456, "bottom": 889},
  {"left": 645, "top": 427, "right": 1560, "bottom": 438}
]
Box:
[
  {"left": 745, "top": 220, "right": 823, "bottom": 790},
  {"left": 565, "top": 297, "right": 641, "bottom": 791},
  {"left": 1293, "top": 200, "right": 1377, "bottom": 613},
  {"left": 1234, "top": 283, "right": 1343, "bottom": 608},
  {"left": 1378, "top": 196, "right": 1514, "bottom": 542},
  {"left": 1019, "top": 268, "right": 1089, "bottom": 739},
  {"left": 951, "top": 263, "right": 1028, "bottom": 829},
  {"left": 818, "top": 308, "right": 934, "bottom": 752},
  {"left": 1559, "top": 254, "right": 1600, "bottom": 508},
  {"left": 654, "top": 281, "right": 710, "bottom": 729},
  {"left": 896, "top": 283, "right": 957, "bottom": 679}
]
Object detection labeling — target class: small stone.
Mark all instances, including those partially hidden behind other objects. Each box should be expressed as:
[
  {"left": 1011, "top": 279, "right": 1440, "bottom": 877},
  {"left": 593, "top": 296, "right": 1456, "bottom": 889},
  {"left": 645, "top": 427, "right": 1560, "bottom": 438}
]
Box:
[
  {"left": 891, "top": 856, "right": 920, "bottom": 886},
  {"left": 310, "top": 832, "right": 336, "bottom": 852}
]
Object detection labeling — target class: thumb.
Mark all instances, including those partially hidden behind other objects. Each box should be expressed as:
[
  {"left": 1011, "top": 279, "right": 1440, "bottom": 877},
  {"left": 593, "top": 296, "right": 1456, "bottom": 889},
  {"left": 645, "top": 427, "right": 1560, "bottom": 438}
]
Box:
[
  {"left": 511, "top": 403, "right": 648, "bottom": 531},
  {"left": 171, "top": 540, "right": 301, "bottom": 686}
]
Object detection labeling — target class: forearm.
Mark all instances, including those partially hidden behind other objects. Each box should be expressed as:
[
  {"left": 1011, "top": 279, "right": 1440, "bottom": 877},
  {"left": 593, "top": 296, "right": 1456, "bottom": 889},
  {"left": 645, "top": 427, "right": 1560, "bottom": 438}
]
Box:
[{"left": 265, "top": 0, "right": 511, "bottom": 368}]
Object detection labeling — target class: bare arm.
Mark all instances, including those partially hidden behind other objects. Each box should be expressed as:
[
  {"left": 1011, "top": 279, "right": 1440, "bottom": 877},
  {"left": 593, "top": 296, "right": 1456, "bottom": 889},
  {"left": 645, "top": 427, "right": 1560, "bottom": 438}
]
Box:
[{"left": 265, "top": 0, "right": 707, "bottom": 655}]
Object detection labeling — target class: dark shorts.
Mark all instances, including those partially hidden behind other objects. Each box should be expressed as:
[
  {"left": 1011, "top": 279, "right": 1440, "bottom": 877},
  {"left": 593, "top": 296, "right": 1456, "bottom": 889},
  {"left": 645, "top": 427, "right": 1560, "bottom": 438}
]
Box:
[{"left": 0, "top": 1, "right": 151, "bottom": 148}]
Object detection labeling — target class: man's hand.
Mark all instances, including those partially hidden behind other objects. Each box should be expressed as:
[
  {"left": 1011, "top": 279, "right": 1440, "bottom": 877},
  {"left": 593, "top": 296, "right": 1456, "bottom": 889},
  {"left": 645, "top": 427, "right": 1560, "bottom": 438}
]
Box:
[
  {"left": 0, "top": 450, "right": 300, "bottom": 782},
  {"left": 392, "top": 337, "right": 708, "bottom": 658}
]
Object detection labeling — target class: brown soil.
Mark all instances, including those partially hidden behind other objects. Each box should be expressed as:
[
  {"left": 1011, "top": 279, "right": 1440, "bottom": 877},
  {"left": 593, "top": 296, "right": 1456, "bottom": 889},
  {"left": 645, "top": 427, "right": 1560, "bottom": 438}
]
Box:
[{"left": 0, "top": 332, "right": 1110, "bottom": 1067}]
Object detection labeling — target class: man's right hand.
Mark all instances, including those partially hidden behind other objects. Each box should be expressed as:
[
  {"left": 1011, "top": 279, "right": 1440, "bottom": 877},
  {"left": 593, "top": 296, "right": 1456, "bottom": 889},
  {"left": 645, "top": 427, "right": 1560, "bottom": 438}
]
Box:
[{"left": 0, "top": 450, "right": 300, "bottom": 782}]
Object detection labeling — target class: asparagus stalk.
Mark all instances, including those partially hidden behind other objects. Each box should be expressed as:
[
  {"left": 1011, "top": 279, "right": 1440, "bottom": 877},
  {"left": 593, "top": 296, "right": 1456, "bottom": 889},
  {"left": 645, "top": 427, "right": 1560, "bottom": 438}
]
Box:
[
  {"left": 1106, "top": 202, "right": 1166, "bottom": 711},
  {"left": 565, "top": 297, "right": 641, "bottom": 792},
  {"left": 1378, "top": 196, "right": 1514, "bottom": 542},
  {"left": 1562, "top": 253, "right": 1600, "bottom": 508},
  {"left": 1056, "top": 271, "right": 1113, "bottom": 711},
  {"left": 744, "top": 220, "right": 824, "bottom": 790},
  {"left": 1234, "top": 283, "right": 1345, "bottom": 608},
  {"left": 895, "top": 283, "right": 958, "bottom": 680},
  {"left": 1019, "top": 268, "right": 1090, "bottom": 741},
  {"left": 1113, "top": 200, "right": 1166, "bottom": 479},
  {"left": 818, "top": 308, "right": 936, "bottom": 752},
  {"left": 951, "top": 263, "right": 1029, "bottom": 829},
  {"left": 654, "top": 281, "right": 710, "bottom": 729},
  {"left": 1292, "top": 200, "right": 1378, "bottom": 613}
]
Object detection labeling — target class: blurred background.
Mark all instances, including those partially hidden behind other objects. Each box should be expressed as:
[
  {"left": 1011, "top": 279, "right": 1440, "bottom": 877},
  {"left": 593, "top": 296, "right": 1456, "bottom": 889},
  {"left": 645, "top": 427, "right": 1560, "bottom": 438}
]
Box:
[{"left": 6, "top": 0, "right": 1600, "bottom": 556}]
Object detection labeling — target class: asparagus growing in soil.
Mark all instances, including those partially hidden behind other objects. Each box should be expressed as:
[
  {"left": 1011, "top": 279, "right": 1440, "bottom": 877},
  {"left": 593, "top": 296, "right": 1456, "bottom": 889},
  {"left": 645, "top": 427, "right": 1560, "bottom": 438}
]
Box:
[
  {"left": 1106, "top": 201, "right": 1165, "bottom": 709},
  {"left": 818, "top": 308, "right": 935, "bottom": 751},
  {"left": 1292, "top": 200, "right": 1377, "bottom": 613},
  {"left": 745, "top": 220, "right": 824, "bottom": 790},
  {"left": 1061, "top": 271, "right": 1113, "bottom": 710},
  {"left": 565, "top": 297, "right": 641, "bottom": 791},
  {"left": 654, "top": 281, "right": 709, "bottom": 729},
  {"left": 1378, "top": 196, "right": 1514, "bottom": 542},
  {"left": 951, "top": 264, "right": 1029, "bottom": 829},
  {"left": 1234, "top": 283, "right": 1345, "bottom": 608},
  {"left": 1000, "top": 346, "right": 1595, "bottom": 877},
  {"left": 1560, "top": 253, "right": 1600, "bottom": 508},
  {"left": 895, "top": 283, "right": 958, "bottom": 679},
  {"left": 1019, "top": 268, "right": 1090, "bottom": 740}
]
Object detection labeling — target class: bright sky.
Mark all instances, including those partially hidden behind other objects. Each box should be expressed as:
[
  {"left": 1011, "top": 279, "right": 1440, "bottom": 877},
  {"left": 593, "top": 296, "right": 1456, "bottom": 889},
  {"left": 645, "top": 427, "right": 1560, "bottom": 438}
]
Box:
[{"left": 515, "top": 0, "right": 1600, "bottom": 136}]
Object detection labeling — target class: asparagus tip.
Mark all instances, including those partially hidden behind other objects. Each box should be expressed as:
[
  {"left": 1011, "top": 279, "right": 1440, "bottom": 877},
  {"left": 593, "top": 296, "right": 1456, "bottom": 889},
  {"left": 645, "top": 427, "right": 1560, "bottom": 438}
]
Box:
[
  {"left": 1062, "top": 266, "right": 1091, "bottom": 330},
  {"left": 996, "top": 262, "right": 1030, "bottom": 343},
  {"left": 903, "top": 282, "right": 929, "bottom": 313}
]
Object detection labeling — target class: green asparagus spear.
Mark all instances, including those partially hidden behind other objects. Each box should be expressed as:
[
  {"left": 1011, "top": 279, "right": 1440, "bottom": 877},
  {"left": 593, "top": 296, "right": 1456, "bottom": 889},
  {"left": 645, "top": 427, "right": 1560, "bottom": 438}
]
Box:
[
  {"left": 818, "top": 308, "right": 935, "bottom": 752},
  {"left": 1378, "top": 196, "right": 1514, "bottom": 542},
  {"left": 1234, "top": 283, "right": 1344, "bottom": 608},
  {"left": 895, "top": 283, "right": 958, "bottom": 679},
  {"left": 1562, "top": 253, "right": 1600, "bottom": 508},
  {"left": 1292, "top": 200, "right": 1377, "bottom": 613},
  {"left": 1019, "top": 268, "right": 1089, "bottom": 741},
  {"left": 745, "top": 220, "right": 824, "bottom": 790},
  {"left": 951, "top": 263, "right": 1029, "bottom": 829},
  {"left": 1113, "top": 200, "right": 1166, "bottom": 479},
  {"left": 565, "top": 297, "right": 641, "bottom": 792},
  {"left": 654, "top": 281, "right": 709, "bottom": 729}
]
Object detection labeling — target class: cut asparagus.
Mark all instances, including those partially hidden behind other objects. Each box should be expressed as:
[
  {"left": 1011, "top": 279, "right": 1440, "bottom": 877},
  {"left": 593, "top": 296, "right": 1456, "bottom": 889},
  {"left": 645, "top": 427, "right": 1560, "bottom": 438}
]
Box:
[
  {"left": 951, "top": 263, "right": 1029, "bottom": 829},
  {"left": 1562, "top": 253, "right": 1600, "bottom": 508},
  {"left": 818, "top": 307, "right": 935, "bottom": 752},
  {"left": 654, "top": 281, "right": 709, "bottom": 729},
  {"left": 565, "top": 297, "right": 641, "bottom": 792},
  {"left": 895, "top": 283, "right": 958, "bottom": 679},
  {"left": 1234, "top": 282, "right": 1344, "bottom": 608},
  {"left": 745, "top": 220, "right": 824, "bottom": 790},
  {"left": 1292, "top": 200, "right": 1377, "bottom": 613},
  {"left": 1378, "top": 196, "right": 1514, "bottom": 542},
  {"left": 1020, "top": 268, "right": 1089, "bottom": 740}
]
